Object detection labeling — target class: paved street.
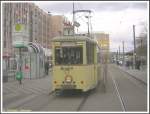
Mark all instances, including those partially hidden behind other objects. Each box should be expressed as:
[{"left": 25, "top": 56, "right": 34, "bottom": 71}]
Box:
[
  {"left": 108, "top": 64, "right": 147, "bottom": 111},
  {"left": 2, "top": 64, "right": 147, "bottom": 112},
  {"left": 80, "top": 64, "right": 147, "bottom": 111}
]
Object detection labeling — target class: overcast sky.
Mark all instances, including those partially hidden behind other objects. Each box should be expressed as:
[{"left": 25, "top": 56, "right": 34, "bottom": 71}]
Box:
[{"left": 34, "top": 1, "right": 148, "bottom": 52}]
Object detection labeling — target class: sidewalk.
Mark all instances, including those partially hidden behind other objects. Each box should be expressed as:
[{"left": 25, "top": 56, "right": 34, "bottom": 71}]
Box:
[
  {"left": 117, "top": 65, "right": 147, "bottom": 84},
  {"left": 3, "top": 75, "right": 52, "bottom": 111}
]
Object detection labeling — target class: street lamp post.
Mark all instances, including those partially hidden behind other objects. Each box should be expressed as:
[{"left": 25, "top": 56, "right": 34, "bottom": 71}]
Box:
[
  {"left": 122, "top": 41, "right": 125, "bottom": 67},
  {"left": 116, "top": 50, "right": 118, "bottom": 65},
  {"left": 133, "top": 25, "right": 136, "bottom": 69},
  {"left": 73, "top": 2, "right": 75, "bottom": 36},
  {"left": 118, "top": 45, "right": 120, "bottom": 64},
  {"left": 19, "top": 48, "right": 22, "bottom": 84}
]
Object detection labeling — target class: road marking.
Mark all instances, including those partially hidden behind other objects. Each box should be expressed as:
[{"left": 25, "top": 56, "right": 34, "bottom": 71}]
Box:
[
  {"left": 114, "top": 65, "right": 147, "bottom": 93},
  {"left": 111, "top": 75, "right": 126, "bottom": 111}
]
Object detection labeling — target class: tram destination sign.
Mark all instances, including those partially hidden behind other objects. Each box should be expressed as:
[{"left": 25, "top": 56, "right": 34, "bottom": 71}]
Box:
[{"left": 61, "top": 42, "right": 76, "bottom": 47}]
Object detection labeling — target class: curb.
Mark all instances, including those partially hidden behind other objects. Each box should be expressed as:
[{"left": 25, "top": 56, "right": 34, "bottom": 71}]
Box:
[{"left": 118, "top": 66, "right": 147, "bottom": 85}]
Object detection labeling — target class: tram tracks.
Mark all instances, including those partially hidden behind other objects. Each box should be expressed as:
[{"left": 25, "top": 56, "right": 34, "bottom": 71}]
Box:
[
  {"left": 114, "top": 65, "right": 147, "bottom": 89},
  {"left": 109, "top": 64, "right": 147, "bottom": 111},
  {"left": 76, "top": 63, "right": 108, "bottom": 111},
  {"left": 121, "top": 69, "right": 147, "bottom": 86},
  {"left": 111, "top": 75, "right": 126, "bottom": 111},
  {"left": 30, "top": 89, "right": 91, "bottom": 111},
  {"left": 4, "top": 64, "right": 146, "bottom": 111},
  {"left": 107, "top": 64, "right": 126, "bottom": 111},
  {"left": 76, "top": 91, "right": 91, "bottom": 111}
]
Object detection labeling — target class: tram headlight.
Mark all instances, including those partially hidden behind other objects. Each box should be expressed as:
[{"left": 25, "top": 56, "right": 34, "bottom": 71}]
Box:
[{"left": 65, "top": 75, "right": 72, "bottom": 82}]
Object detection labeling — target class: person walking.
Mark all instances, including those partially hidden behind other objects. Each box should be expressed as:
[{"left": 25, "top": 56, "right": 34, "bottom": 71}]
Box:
[
  {"left": 136, "top": 59, "right": 141, "bottom": 70},
  {"left": 45, "top": 61, "right": 49, "bottom": 75}
]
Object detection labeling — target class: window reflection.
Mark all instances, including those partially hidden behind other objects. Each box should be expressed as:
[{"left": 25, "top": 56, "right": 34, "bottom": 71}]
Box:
[{"left": 55, "top": 47, "right": 83, "bottom": 65}]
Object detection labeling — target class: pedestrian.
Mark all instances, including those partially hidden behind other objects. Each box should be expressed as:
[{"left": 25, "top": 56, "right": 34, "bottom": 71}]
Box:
[
  {"left": 130, "top": 61, "right": 133, "bottom": 69},
  {"left": 126, "top": 61, "right": 129, "bottom": 69},
  {"left": 45, "top": 61, "right": 49, "bottom": 75},
  {"left": 136, "top": 59, "right": 141, "bottom": 70}
]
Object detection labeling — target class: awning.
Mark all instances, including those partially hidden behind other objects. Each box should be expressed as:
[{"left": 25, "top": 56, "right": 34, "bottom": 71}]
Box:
[{"left": 28, "top": 42, "right": 44, "bottom": 54}]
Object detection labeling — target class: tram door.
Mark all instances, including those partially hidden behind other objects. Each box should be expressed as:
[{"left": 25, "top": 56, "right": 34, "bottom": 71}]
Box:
[{"left": 86, "top": 42, "right": 95, "bottom": 86}]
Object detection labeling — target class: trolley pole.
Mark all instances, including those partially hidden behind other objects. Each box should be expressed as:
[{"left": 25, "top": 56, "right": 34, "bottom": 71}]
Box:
[
  {"left": 119, "top": 45, "right": 120, "bottom": 63},
  {"left": 133, "top": 25, "right": 136, "bottom": 69},
  {"left": 73, "top": 2, "right": 75, "bottom": 36}
]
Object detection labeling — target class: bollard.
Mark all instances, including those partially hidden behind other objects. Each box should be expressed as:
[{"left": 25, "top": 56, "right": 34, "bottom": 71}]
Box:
[{"left": 16, "top": 71, "right": 23, "bottom": 84}]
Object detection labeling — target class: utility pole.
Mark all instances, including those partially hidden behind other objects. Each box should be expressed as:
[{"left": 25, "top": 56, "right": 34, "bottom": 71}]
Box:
[
  {"left": 119, "top": 45, "right": 120, "bottom": 62},
  {"left": 116, "top": 50, "right": 118, "bottom": 65},
  {"left": 122, "top": 41, "right": 125, "bottom": 66},
  {"left": 133, "top": 25, "right": 136, "bottom": 69},
  {"left": 141, "top": 39, "right": 142, "bottom": 48},
  {"left": 87, "top": 16, "right": 90, "bottom": 36},
  {"left": 90, "top": 14, "right": 93, "bottom": 38}
]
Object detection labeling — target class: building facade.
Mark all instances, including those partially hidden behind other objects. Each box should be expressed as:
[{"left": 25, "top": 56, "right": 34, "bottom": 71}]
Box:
[
  {"left": 95, "top": 33, "right": 110, "bottom": 63},
  {"left": 3, "top": 3, "right": 73, "bottom": 54},
  {"left": 50, "top": 15, "right": 64, "bottom": 38},
  {"left": 2, "top": 3, "right": 52, "bottom": 56},
  {"left": 2, "top": 3, "right": 73, "bottom": 73},
  {"left": 135, "top": 32, "right": 147, "bottom": 67},
  {"left": 3, "top": 3, "right": 13, "bottom": 58},
  {"left": 31, "top": 5, "right": 52, "bottom": 49},
  {"left": 2, "top": 3, "right": 53, "bottom": 74}
]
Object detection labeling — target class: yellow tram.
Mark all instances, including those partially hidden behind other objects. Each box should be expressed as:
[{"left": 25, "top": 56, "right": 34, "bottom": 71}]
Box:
[{"left": 51, "top": 36, "right": 101, "bottom": 92}]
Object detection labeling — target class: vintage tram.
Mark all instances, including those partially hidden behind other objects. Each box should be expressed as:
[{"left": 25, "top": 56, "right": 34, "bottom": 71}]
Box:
[{"left": 51, "top": 36, "right": 102, "bottom": 92}]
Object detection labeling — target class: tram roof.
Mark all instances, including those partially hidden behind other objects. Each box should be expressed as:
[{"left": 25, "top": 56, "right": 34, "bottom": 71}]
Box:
[{"left": 52, "top": 35, "right": 96, "bottom": 44}]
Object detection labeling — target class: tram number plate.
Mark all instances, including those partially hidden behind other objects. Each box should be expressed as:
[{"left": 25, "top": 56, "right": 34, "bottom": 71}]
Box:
[{"left": 61, "top": 84, "right": 76, "bottom": 89}]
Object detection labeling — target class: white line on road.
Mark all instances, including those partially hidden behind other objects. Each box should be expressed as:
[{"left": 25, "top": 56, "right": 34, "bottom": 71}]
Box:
[{"left": 111, "top": 75, "right": 126, "bottom": 111}]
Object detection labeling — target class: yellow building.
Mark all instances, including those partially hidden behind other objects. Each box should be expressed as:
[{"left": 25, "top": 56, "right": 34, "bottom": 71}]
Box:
[{"left": 95, "top": 33, "right": 110, "bottom": 63}]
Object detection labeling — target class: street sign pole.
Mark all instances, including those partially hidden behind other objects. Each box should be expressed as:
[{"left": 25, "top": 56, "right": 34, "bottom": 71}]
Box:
[
  {"left": 13, "top": 24, "right": 29, "bottom": 84},
  {"left": 19, "top": 48, "right": 22, "bottom": 84}
]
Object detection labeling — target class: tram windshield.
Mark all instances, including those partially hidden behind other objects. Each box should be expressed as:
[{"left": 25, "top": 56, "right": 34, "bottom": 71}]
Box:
[{"left": 55, "top": 47, "right": 83, "bottom": 65}]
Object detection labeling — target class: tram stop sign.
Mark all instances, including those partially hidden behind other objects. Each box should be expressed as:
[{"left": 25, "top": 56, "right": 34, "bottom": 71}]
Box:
[{"left": 16, "top": 71, "right": 23, "bottom": 80}]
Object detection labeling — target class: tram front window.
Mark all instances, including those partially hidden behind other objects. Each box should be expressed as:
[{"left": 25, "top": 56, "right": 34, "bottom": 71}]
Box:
[{"left": 55, "top": 47, "right": 83, "bottom": 65}]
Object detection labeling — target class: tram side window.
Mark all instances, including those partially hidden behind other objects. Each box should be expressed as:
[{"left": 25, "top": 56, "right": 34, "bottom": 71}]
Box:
[
  {"left": 86, "top": 42, "right": 94, "bottom": 64},
  {"left": 55, "top": 47, "right": 83, "bottom": 65}
]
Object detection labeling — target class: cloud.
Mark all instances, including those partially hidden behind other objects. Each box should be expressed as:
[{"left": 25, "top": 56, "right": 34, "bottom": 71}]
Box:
[
  {"left": 95, "top": 2, "right": 147, "bottom": 12},
  {"left": 33, "top": 1, "right": 148, "bottom": 52},
  {"left": 34, "top": 1, "right": 147, "bottom": 14}
]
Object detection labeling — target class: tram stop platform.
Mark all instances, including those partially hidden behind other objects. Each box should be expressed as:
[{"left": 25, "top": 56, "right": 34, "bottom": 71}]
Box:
[{"left": 117, "top": 64, "right": 147, "bottom": 84}]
